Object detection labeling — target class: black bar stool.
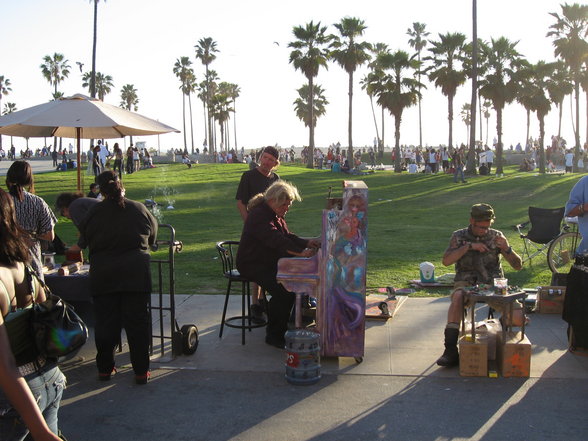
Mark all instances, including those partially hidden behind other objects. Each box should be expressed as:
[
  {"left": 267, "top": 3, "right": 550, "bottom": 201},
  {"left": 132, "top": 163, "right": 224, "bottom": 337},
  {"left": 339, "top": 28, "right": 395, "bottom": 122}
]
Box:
[{"left": 216, "top": 241, "right": 267, "bottom": 344}]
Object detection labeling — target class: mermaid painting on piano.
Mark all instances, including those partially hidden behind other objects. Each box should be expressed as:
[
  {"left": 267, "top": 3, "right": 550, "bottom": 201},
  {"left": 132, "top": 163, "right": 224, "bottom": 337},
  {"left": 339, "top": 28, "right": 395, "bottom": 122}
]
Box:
[{"left": 236, "top": 180, "right": 321, "bottom": 348}]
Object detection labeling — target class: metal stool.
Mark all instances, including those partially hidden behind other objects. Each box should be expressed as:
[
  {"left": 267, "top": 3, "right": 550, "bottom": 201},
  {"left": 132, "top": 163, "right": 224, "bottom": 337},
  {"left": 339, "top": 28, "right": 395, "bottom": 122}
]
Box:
[{"left": 216, "top": 241, "right": 267, "bottom": 345}]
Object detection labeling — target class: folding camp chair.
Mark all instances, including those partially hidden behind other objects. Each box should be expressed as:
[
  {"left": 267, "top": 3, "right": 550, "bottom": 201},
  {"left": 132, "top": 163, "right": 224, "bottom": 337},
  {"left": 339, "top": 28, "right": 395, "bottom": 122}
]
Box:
[{"left": 515, "top": 207, "right": 566, "bottom": 266}]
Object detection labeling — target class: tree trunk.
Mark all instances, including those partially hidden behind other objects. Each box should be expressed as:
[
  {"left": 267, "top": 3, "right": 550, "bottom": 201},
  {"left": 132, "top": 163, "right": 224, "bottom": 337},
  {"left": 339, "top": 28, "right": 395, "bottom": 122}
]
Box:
[
  {"left": 496, "top": 106, "right": 503, "bottom": 175},
  {"left": 90, "top": 0, "right": 98, "bottom": 98},
  {"left": 557, "top": 100, "right": 563, "bottom": 138},
  {"left": 347, "top": 71, "right": 354, "bottom": 166},
  {"left": 182, "top": 94, "right": 187, "bottom": 153},
  {"left": 380, "top": 107, "right": 385, "bottom": 159},
  {"left": 233, "top": 99, "right": 238, "bottom": 150},
  {"left": 466, "top": 0, "right": 478, "bottom": 175},
  {"left": 369, "top": 96, "right": 380, "bottom": 153},
  {"left": 394, "top": 113, "right": 402, "bottom": 173},
  {"left": 573, "top": 80, "right": 581, "bottom": 172},
  {"left": 538, "top": 114, "right": 546, "bottom": 174},
  {"left": 307, "top": 77, "right": 315, "bottom": 169},
  {"left": 525, "top": 108, "right": 530, "bottom": 148},
  {"left": 448, "top": 95, "right": 454, "bottom": 149},
  {"left": 202, "top": 101, "right": 207, "bottom": 151},
  {"left": 188, "top": 93, "right": 195, "bottom": 154}
]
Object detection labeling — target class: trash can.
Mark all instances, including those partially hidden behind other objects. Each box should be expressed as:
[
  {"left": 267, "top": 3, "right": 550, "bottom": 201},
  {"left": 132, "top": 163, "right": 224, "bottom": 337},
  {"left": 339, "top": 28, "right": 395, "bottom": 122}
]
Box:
[{"left": 284, "top": 329, "right": 321, "bottom": 385}]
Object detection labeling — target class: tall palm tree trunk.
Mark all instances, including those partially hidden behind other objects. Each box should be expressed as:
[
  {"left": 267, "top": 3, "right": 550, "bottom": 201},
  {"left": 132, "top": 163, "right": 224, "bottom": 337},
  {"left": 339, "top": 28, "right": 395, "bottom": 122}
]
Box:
[
  {"left": 182, "top": 94, "right": 187, "bottom": 153},
  {"left": 90, "top": 0, "right": 98, "bottom": 98},
  {"left": 558, "top": 101, "right": 563, "bottom": 138},
  {"left": 466, "top": 0, "right": 478, "bottom": 175},
  {"left": 538, "top": 115, "right": 546, "bottom": 174},
  {"left": 496, "top": 106, "right": 504, "bottom": 175},
  {"left": 307, "top": 77, "right": 315, "bottom": 169},
  {"left": 380, "top": 107, "right": 385, "bottom": 158},
  {"left": 233, "top": 100, "right": 238, "bottom": 150},
  {"left": 202, "top": 101, "right": 207, "bottom": 151},
  {"left": 525, "top": 109, "right": 530, "bottom": 147},
  {"left": 394, "top": 114, "right": 402, "bottom": 173},
  {"left": 347, "top": 71, "right": 354, "bottom": 164},
  {"left": 448, "top": 95, "right": 454, "bottom": 149},
  {"left": 369, "top": 96, "right": 380, "bottom": 152},
  {"left": 188, "top": 94, "right": 195, "bottom": 154},
  {"left": 574, "top": 81, "right": 581, "bottom": 172}
]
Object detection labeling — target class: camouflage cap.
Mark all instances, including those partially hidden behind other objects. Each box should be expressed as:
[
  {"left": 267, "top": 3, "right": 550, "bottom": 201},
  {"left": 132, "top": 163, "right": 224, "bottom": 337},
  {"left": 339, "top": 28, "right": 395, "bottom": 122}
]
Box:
[{"left": 470, "top": 203, "right": 495, "bottom": 221}]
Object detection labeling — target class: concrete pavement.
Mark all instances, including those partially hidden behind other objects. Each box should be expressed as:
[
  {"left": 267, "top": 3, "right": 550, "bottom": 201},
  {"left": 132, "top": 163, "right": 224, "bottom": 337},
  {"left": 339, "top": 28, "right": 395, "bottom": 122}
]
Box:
[{"left": 56, "top": 295, "right": 588, "bottom": 441}]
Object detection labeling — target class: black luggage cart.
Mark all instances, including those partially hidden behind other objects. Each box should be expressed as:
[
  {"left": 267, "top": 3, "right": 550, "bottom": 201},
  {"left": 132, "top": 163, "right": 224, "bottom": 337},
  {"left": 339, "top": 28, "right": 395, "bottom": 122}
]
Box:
[{"left": 150, "top": 223, "right": 198, "bottom": 360}]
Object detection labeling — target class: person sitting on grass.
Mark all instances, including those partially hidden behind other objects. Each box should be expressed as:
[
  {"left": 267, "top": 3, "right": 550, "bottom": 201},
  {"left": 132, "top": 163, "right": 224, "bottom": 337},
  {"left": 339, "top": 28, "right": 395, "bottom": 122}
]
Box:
[{"left": 236, "top": 180, "right": 320, "bottom": 348}]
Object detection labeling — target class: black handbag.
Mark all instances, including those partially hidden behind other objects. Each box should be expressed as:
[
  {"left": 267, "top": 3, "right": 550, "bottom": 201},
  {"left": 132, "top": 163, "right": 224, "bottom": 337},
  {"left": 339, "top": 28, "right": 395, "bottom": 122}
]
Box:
[{"left": 28, "top": 268, "right": 89, "bottom": 358}]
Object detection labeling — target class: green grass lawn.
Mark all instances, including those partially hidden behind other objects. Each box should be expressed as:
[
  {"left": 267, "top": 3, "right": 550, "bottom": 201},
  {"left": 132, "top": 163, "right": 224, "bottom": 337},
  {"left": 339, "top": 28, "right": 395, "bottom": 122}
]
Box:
[{"left": 33, "top": 162, "right": 581, "bottom": 296}]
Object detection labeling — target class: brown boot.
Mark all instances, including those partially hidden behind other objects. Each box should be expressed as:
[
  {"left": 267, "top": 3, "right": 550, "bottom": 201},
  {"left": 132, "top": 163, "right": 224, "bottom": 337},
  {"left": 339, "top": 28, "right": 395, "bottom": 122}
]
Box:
[{"left": 436, "top": 328, "right": 460, "bottom": 367}]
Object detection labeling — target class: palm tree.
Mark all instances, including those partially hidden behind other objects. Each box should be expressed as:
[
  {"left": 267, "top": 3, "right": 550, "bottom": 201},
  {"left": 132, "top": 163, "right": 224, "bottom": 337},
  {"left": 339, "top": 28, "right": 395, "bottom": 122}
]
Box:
[
  {"left": 289, "top": 21, "right": 331, "bottom": 168},
  {"left": 293, "top": 84, "right": 329, "bottom": 129},
  {"left": 407, "top": 22, "right": 430, "bottom": 149},
  {"left": 528, "top": 61, "right": 557, "bottom": 173},
  {"left": 216, "top": 82, "right": 234, "bottom": 150},
  {"left": 330, "top": 17, "right": 372, "bottom": 164},
  {"left": 185, "top": 71, "right": 198, "bottom": 154},
  {"left": 546, "top": 62, "right": 572, "bottom": 139},
  {"left": 478, "top": 37, "right": 525, "bottom": 175},
  {"left": 375, "top": 50, "right": 422, "bottom": 172},
  {"left": 548, "top": 3, "right": 588, "bottom": 170},
  {"left": 2, "top": 102, "right": 17, "bottom": 148},
  {"left": 173, "top": 56, "right": 194, "bottom": 153},
  {"left": 424, "top": 32, "right": 468, "bottom": 150},
  {"left": 120, "top": 84, "right": 139, "bottom": 144},
  {"left": 210, "top": 91, "right": 232, "bottom": 152},
  {"left": 88, "top": 0, "right": 105, "bottom": 98},
  {"left": 40, "top": 53, "right": 71, "bottom": 98},
  {"left": 362, "top": 43, "right": 389, "bottom": 158},
  {"left": 0, "top": 75, "right": 12, "bottom": 151},
  {"left": 515, "top": 61, "right": 535, "bottom": 149},
  {"left": 195, "top": 37, "right": 219, "bottom": 153},
  {"left": 466, "top": 0, "right": 479, "bottom": 174},
  {"left": 227, "top": 83, "right": 241, "bottom": 150},
  {"left": 460, "top": 103, "right": 471, "bottom": 143},
  {"left": 40, "top": 53, "right": 70, "bottom": 152},
  {"left": 82, "top": 71, "right": 114, "bottom": 101},
  {"left": 481, "top": 99, "right": 492, "bottom": 145},
  {"left": 197, "top": 81, "right": 208, "bottom": 150}
]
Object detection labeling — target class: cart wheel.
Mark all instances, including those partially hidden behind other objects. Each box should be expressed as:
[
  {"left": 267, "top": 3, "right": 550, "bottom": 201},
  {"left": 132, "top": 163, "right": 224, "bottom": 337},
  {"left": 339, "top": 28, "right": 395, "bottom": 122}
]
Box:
[
  {"left": 181, "top": 324, "right": 199, "bottom": 355},
  {"left": 354, "top": 357, "right": 363, "bottom": 364},
  {"left": 378, "top": 302, "right": 389, "bottom": 316}
]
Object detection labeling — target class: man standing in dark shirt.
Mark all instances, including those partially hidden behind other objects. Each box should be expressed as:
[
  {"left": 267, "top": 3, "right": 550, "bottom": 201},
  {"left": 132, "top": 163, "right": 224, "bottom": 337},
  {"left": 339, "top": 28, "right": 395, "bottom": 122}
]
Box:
[
  {"left": 235, "top": 146, "right": 280, "bottom": 220},
  {"left": 235, "top": 146, "right": 281, "bottom": 321}
]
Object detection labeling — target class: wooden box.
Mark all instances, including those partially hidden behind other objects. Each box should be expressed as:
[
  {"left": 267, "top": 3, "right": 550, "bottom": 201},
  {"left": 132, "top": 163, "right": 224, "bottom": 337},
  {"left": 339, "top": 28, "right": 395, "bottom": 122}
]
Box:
[
  {"left": 537, "top": 286, "right": 566, "bottom": 314},
  {"left": 497, "top": 331, "right": 531, "bottom": 377},
  {"left": 459, "top": 335, "right": 488, "bottom": 377}
]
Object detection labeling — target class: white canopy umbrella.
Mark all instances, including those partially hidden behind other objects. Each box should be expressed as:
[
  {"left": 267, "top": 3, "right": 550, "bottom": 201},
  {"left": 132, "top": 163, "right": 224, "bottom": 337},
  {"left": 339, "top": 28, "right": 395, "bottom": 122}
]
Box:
[{"left": 0, "top": 93, "right": 179, "bottom": 190}]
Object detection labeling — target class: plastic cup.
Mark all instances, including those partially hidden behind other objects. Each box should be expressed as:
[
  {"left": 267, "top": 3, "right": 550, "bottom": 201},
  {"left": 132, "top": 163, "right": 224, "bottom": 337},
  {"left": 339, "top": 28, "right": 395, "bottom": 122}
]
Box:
[{"left": 493, "top": 278, "right": 508, "bottom": 295}]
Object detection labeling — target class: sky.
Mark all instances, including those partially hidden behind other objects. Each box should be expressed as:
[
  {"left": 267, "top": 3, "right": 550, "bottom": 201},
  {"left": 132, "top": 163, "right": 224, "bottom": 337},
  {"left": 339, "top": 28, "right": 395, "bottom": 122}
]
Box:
[{"left": 0, "top": 0, "right": 580, "bottom": 153}]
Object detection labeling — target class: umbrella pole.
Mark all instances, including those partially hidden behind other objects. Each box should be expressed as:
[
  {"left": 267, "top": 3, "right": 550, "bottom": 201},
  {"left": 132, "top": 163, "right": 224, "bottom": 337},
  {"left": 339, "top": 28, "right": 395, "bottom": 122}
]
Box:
[{"left": 76, "top": 128, "right": 82, "bottom": 192}]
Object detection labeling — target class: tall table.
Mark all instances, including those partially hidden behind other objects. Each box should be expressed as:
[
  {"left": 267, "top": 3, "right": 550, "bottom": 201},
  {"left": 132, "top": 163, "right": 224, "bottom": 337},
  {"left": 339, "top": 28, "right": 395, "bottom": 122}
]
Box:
[{"left": 462, "top": 289, "right": 527, "bottom": 340}]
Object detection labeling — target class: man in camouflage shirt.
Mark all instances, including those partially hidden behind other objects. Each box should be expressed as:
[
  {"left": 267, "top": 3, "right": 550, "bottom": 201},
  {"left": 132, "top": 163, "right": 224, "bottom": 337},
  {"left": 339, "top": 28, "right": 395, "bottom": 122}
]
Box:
[{"left": 436, "top": 203, "right": 523, "bottom": 367}]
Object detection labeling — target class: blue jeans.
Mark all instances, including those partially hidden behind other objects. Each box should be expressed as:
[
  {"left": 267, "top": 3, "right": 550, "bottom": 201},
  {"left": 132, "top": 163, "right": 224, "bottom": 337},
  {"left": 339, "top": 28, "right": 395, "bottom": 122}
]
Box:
[
  {"left": 454, "top": 165, "right": 465, "bottom": 182},
  {"left": 0, "top": 364, "right": 66, "bottom": 440}
]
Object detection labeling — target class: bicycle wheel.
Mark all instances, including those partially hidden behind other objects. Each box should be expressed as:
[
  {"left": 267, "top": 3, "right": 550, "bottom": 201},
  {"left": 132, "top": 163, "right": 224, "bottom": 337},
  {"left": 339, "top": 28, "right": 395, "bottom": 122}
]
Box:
[{"left": 547, "top": 232, "right": 581, "bottom": 273}]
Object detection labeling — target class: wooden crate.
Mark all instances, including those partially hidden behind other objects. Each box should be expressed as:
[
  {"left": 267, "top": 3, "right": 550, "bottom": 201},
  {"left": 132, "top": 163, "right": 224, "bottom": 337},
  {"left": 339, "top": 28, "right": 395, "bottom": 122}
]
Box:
[
  {"left": 497, "top": 331, "right": 531, "bottom": 377},
  {"left": 459, "top": 335, "right": 488, "bottom": 377},
  {"left": 537, "top": 286, "right": 566, "bottom": 314}
]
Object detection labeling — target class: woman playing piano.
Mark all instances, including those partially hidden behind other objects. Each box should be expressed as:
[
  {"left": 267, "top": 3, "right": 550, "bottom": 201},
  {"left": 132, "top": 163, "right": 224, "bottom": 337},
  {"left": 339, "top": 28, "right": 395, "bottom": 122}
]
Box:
[{"left": 236, "top": 180, "right": 320, "bottom": 348}]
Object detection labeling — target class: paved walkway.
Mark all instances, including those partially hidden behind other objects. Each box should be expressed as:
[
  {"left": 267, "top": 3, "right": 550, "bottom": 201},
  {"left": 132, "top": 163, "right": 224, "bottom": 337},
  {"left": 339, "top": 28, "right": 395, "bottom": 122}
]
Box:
[
  {"left": 56, "top": 296, "right": 588, "bottom": 441},
  {"left": 0, "top": 158, "right": 58, "bottom": 176}
]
